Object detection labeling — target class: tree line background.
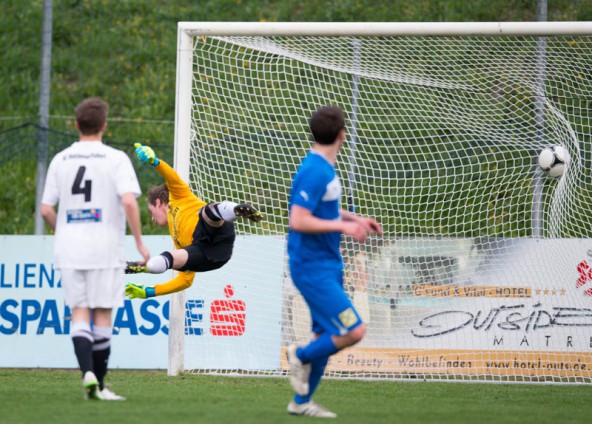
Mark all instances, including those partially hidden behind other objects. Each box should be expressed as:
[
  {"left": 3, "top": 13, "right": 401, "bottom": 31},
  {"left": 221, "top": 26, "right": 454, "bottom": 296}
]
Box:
[{"left": 1, "top": 0, "right": 591, "bottom": 235}]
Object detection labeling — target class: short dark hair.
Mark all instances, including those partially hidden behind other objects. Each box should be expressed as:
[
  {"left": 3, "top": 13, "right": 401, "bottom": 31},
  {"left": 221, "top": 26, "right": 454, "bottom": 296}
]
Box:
[
  {"left": 147, "top": 184, "right": 169, "bottom": 206},
  {"left": 75, "top": 97, "right": 108, "bottom": 135},
  {"left": 309, "top": 106, "right": 345, "bottom": 145}
]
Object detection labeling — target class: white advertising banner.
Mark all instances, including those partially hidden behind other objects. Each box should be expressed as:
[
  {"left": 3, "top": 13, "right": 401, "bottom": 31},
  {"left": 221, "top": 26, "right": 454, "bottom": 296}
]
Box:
[
  {"left": 183, "top": 235, "right": 285, "bottom": 370},
  {"left": 0, "top": 235, "right": 284, "bottom": 370},
  {"left": 318, "top": 238, "right": 592, "bottom": 378},
  {"left": 389, "top": 238, "right": 592, "bottom": 352}
]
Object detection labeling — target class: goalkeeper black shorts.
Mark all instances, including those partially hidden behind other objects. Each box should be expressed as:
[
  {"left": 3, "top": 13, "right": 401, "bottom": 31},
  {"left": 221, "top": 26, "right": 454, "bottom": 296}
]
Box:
[{"left": 178, "top": 210, "right": 236, "bottom": 272}]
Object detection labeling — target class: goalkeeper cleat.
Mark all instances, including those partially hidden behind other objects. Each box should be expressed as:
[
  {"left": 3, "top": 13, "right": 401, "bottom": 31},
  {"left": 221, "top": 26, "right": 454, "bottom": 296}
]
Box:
[
  {"left": 82, "top": 371, "right": 103, "bottom": 401},
  {"left": 287, "top": 401, "right": 337, "bottom": 418},
  {"left": 286, "top": 344, "right": 311, "bottom": 396},
  {"left": 125, "top": 261, "right": 147, "bottom": 274},
  {"left": 100, "top": 387, "right": 126, "bottom": 401},
  {"left": 233, "top": 203, "right": 263, "bottom": 222}
]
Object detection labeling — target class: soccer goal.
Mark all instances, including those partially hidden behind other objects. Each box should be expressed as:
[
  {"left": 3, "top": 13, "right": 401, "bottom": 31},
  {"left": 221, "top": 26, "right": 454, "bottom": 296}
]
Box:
[{"left": 171, "top": 21, "right": 592, "bottom": 383}]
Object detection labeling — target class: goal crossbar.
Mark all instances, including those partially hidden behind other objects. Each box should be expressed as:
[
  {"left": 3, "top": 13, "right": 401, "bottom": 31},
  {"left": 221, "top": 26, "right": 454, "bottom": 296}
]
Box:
[{"left": 179, "top": 21, "right": 592, "bottom": 37}]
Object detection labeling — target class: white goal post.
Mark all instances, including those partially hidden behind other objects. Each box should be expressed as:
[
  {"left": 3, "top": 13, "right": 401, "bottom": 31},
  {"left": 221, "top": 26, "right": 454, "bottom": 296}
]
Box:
[{"left": 171, "top": 21, "right": 592, "bottom": 383}]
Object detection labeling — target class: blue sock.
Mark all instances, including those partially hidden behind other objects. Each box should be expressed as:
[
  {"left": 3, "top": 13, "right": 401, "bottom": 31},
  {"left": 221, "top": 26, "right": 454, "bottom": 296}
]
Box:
[
  {"left": 297, "top": 333, "right": 339, "bottom": 364},
  {"left": 294, "top": 355, "right": 329, "bottom": 404}
]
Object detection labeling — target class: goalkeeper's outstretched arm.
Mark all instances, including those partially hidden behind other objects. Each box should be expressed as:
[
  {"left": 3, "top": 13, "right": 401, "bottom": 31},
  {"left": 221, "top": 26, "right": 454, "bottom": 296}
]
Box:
[
  {"left": 134, "top": 143, "right": 193, "bottom": 198},
  {"left": 125, "top": 271, "right": 195, "bottom": 299}
]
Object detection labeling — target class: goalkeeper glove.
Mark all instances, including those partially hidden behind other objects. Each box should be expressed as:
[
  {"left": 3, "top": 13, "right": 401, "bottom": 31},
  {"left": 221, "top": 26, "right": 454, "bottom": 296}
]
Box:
[
  {"left": 125, "top": 283, "right": 156, "bottom": 299},
  {"left": 134, "top": 143, "right": 160, "bottom": 166}
]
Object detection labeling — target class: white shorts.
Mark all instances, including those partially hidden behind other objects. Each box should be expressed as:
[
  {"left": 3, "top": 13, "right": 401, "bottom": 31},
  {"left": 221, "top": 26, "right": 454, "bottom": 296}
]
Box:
[{"left": 60, "top": 268, "right": 125, "bottom": 309}]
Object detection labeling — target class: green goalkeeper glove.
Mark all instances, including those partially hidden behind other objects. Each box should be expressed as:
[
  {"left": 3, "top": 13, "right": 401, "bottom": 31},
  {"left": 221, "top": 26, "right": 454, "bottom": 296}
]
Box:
[
  {"left": 125, "top": 283, "right": 156, "bottom": 299},
  {"left": 134, "top": 143, "right": 160, "bottom": 166}
]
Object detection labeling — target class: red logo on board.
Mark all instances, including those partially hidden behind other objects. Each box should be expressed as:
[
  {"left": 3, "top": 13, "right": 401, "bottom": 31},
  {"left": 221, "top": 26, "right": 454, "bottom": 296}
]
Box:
[
  {"left": 576, "top": 260, "right": 592, "bottom": 296},
  {"left": 210, "top": 285, "right": 246, "bottom": 336}
]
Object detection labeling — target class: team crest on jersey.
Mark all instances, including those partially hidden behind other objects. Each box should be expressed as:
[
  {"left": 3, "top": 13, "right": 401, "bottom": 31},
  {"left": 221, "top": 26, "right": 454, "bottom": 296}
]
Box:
[
  {"left": 322, "top": 176, "right": 341, "bottom": 201},
  {"left": 338, "top": 307, "right": 358, "bottom": 328},
  {"left": 66, "top": 209, "right": 102, "bottom": 223}
]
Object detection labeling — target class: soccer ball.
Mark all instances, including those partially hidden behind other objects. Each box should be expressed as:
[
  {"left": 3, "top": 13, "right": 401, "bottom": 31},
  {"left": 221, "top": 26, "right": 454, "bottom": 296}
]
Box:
[{"left": 538, "top": 145, "right": 569, "bottom": 178}]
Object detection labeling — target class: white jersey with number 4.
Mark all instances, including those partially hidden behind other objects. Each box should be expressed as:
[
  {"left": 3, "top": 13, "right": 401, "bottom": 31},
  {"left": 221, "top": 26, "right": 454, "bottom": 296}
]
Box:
[{"left": 41, "top": 141, "right": 141, "bottom": 270}]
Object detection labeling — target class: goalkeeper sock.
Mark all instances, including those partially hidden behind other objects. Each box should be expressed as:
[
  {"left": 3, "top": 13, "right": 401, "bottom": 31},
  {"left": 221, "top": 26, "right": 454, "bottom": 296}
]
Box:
[
  {"left": 71, "top": 321, "right": 94, "bottom": 375},
  {"left": 297, "top": 333, "right": 339, "bottom": 364},
  {"left": 294, "top": 355, "right": 329, "bottom": 404},
  {"left": 146, "top": 251, "right": 174, "bottom": 273},
  {"left": 92, "top": 326, "right": 111, "bottom": 390},
  {"left": 208, "top": 201, "right": 239, "bottom": 222}
]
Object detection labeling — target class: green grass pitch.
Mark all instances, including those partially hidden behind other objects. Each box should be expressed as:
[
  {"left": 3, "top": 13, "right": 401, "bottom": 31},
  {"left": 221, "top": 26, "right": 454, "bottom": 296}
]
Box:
[{"left": 2, "top": 369, "right": 592, "bottom": 424}]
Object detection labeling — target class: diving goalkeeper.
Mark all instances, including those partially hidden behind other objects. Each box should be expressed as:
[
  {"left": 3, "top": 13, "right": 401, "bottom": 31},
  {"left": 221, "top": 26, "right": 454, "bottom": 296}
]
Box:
[{"left": 125, "top": 143, "right": 262, "bottom": 299}]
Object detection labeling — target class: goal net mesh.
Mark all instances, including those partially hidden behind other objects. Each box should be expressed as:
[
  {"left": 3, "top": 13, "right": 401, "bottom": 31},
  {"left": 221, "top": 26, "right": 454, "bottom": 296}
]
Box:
[{"left": 181, "top": 32, "right": 592, "bottom": 382}]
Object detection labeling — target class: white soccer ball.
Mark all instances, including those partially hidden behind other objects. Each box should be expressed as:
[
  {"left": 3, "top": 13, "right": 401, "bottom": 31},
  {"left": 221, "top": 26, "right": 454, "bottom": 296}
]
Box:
[{"left": 538, "top": 145, "right": 569, "bottom": 178}]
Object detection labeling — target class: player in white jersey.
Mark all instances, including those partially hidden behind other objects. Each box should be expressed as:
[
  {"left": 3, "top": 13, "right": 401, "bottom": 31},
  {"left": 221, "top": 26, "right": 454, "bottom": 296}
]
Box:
[{"left": 41, "top": 97, "right": 150, "bottom": 401}]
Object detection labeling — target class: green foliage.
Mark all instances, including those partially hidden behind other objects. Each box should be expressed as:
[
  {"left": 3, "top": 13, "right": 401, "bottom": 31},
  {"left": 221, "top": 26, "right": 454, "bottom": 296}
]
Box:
[
  {"left": 3, "top": 0, "right": 590, "bottom": 128},
  {"left": 1, "top": 369, "right": 592, "bottom": 424},
  {"left": 0, "top": 124, "right": 173, "bottom": 235},
  {"left": 0, "top": 161, "right": 37, "bottom": 234}
]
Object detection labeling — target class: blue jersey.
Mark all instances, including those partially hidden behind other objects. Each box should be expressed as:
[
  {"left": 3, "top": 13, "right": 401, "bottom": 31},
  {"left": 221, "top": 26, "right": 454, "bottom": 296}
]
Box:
[{"left": 288, "top": 151, "right": 343, "bottom": 270}]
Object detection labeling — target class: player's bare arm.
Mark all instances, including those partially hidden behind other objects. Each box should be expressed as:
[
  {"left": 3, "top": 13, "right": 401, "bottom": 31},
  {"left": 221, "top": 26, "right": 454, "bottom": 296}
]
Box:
[
  {"left": 40, "top": 203, "right": 57, "bottom": 231},
  {"left": 340, "top": 210, "right": 383, "bottom": 235},
  {"left": 290, "top": 205, "right": 371, "bottom": 243},
  {"left": 121, "top": 192, "right": 150, "bottom": 263}
]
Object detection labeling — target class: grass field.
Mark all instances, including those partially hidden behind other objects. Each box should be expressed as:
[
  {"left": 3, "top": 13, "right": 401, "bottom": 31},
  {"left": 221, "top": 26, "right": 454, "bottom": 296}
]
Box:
[{"left": 2, "top": 369, "right": 592, "bottom": 424}]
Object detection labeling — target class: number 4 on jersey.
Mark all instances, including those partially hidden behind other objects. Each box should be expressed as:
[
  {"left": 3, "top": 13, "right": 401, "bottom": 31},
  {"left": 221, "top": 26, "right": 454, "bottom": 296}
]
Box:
[{"left": 72, "top": 166, "right": 92, "bottom": 202}]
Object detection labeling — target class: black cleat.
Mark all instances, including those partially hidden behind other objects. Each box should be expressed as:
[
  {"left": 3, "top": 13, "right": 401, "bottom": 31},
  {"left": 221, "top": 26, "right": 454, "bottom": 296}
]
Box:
[
  {"left": 125, "top": 261, "right": 147, "bottom": 274},
  {"left": 233, "top": 203, "right": 263, "bottom": 222}
]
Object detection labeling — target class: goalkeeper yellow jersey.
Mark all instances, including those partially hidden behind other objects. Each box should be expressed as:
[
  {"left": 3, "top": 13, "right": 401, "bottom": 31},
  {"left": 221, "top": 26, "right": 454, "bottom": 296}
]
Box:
[{"left": 153, "top": 160, "right": 207, "bottom": 296}]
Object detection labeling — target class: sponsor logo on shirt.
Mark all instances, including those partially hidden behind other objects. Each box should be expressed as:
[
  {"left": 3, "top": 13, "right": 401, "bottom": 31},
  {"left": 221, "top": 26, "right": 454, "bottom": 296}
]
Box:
[
  {"left": 64, "top": 153, "right": 106, "bottom": 160},
  {"left": 66, "top": 209, "right": 102, "bottom": 223},
  {"left": 322, "top": 176, "right": 341, "bottom": 201}
]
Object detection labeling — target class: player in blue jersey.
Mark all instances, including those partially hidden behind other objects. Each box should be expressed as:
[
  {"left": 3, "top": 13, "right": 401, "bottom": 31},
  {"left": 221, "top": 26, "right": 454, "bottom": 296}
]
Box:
[{"left": 286, "top": 105, "right": 383, "bottom": 418}]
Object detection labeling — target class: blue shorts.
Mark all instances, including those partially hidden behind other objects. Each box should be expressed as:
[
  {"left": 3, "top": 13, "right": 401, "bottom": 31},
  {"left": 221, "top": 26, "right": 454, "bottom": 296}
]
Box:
[{"left": 290, "top": 265, "right": 363, "bottom": 336}]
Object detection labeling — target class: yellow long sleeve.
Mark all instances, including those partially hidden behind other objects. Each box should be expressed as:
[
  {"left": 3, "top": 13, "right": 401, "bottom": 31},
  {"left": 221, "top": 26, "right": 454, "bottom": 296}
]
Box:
[
  {"left": 153, "top": 160, "right": 207, "bottom": 249},
  {"left": 154, "top": 270, "right": 196, "bottom": 296},
  {"left": 150, "top": 160, "right": 206, "bottom": 296}
]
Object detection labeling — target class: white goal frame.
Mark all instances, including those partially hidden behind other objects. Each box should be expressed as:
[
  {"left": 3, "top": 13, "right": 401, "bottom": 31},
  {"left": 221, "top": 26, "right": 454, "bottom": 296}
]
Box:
[{"left": 170, "top": 21, "right": 592, "bottom": 377}]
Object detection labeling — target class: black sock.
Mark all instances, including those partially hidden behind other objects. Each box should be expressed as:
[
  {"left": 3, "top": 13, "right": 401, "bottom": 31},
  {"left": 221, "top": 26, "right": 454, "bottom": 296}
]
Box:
[
  {"left": 93, "top": 346, "right": 111, "bottom": 390},
  {"left": 72, "top": 337, "right": 94, "bottom": 375},
  {"left": 203, "top": 203, "right": 223, "bottom": 221},
  {"left": 160, "top": 251, "right": 174, "bottom": 270}
]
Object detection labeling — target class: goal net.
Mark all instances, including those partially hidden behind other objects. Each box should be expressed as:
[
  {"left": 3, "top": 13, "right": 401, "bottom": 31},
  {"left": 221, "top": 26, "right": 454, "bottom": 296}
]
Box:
[{"left": 172, "top": 22, "right": 592, "bottom": 383}]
